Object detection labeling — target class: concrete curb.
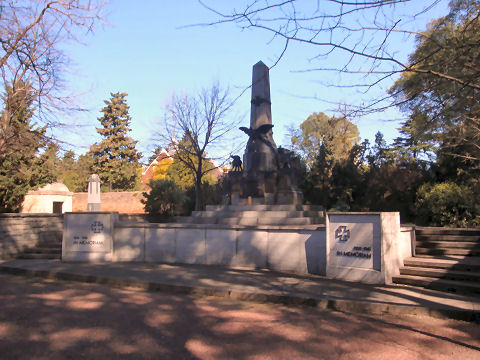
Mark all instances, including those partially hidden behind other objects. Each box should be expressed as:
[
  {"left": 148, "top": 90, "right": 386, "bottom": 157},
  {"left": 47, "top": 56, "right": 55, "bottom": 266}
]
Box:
[{"left": 1, "top": 264, "right": 478, "bottom": 323}]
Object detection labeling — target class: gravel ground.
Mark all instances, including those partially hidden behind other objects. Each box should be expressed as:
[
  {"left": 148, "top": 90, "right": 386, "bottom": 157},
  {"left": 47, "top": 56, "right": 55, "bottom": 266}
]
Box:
[{"left": 0, "top": 273, "right": 479, "bottom": 360}]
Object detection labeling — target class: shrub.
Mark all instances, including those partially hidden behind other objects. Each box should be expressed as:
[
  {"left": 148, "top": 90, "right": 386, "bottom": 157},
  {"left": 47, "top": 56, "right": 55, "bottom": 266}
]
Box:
[
  {"left": 183, "top": 182, "right": 223, "bottom": 215},
  {"left": 142, "top": 179, "right": 188, "bottom": 218},
  {"left": 415, "top": 182, "right": 480, "bottom": 227}
]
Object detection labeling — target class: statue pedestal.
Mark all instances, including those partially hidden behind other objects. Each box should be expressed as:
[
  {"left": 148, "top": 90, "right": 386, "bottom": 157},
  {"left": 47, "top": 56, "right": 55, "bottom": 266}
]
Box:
[{"left": 228, "top": 170, "right": 303, "bottom": 206}]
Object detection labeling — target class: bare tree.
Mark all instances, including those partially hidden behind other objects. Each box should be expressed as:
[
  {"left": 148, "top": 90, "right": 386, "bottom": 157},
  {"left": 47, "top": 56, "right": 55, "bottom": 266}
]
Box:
[
  {"left": 160, "top": 83, "right": 239, "bottom": 211},
  {"left": 0, "top": 0, "right": 106, "bottom": 158},
  {"left": 200, "top": 0, "right": 480, "bottom": 165},
  {"left": 199, "top": 0, "right": 478, "bottom": 112}
]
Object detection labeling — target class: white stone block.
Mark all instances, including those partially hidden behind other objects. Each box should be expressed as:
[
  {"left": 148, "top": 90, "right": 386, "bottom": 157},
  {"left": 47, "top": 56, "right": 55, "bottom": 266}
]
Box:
[
  {"left": 327, "top": 265, "right": 384, "bottom": 284},
  {"left": 113, "top": 227, "right": 145, "bottom": 261},
  {"left": 206, "top": 229, "right": 236, "bottom": 265},
  {"left": 267, "top": 231, "right": 308, "bottom": 273},
  {"left": 145, "top": 228, "right": 176, "bottom": 263},
  {"left": 381, "top": 212, "right": 402, "bottom": 283},
  {"left": 235, "top": 230, "right": 268, "bottom": 268},
  {"left": 176, "top": 229, "right": 206, "bottom": 264},
  {"left": 62, "top": 212, "right": 114, "bottom": 262},
  {"left": 326, "top": 212, "right": 404, "bottom": 284},
  {"left": 304, "top": 231, "right": 326, "bottom": 275}
]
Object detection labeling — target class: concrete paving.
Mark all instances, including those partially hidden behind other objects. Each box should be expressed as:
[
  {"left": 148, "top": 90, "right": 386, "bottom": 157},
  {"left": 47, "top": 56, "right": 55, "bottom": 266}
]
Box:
[{"left": 0, "top": 259, "right": 479, "bottom": 322}]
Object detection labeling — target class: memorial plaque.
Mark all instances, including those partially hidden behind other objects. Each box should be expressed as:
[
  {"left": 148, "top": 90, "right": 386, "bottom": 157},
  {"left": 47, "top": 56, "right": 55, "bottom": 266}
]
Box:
[
  {"left": 64, "top": 213, "right": 112, "bottom": 253},
  {"left": 329, "top": 223, "right": 373, "bottom": 269},
  {"left": 328, "top": 215, "right": 380, "bottom": 269}
]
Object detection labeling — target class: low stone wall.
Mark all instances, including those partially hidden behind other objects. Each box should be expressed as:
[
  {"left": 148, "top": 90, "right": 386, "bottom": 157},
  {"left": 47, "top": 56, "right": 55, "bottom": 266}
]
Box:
[
  {"left": 114, "top": 223, "right": 327, "bottom": 275},
  {"left": 0, "top": 214, "right": 63, "bottom": 259},
  {"left": 61, "top": 212, "right": 414, "bottom": 284},
  {"left": 73, "top": 192, "right": 145, "bottom": 213}
]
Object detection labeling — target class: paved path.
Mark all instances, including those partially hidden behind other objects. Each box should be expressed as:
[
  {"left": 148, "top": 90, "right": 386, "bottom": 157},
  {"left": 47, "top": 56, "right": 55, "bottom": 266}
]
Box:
[
  {"left": 0, "top": 259, "right": 479, "bottom": 322},
  {"left": 0, "top": 273, "right": 479, "bottom": 359}
]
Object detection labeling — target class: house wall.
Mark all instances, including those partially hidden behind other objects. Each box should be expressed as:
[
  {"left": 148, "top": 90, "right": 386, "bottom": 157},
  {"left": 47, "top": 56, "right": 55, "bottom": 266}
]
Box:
[
  {"left": 72, "top": 192, "right": 145, "bottom": 213},
  {"left": 22, "top": 193, "right": 73, "bottom": 213}
]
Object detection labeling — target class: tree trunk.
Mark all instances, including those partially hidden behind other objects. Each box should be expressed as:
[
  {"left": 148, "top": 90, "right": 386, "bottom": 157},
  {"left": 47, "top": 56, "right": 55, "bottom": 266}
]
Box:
[
  {"left": 194, "top": 159, "right": 203, "bottom": 211},
  {"left": 195, "top": 176, "right": 203, "bottom": 211}
]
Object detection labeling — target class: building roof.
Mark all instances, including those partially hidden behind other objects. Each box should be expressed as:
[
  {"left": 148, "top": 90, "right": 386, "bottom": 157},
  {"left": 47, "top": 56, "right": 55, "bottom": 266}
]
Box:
[{"left": 26, "top": 182, "right": 73, "bottom": 196}]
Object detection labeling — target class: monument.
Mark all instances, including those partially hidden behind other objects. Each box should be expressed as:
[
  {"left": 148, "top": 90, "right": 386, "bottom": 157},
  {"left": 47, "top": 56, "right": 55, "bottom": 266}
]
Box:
[
  {"left": 63, "top": 174, "right": 117, "bottom": 261},
  {"left": 87, "top": 174, "right": 101, "bottom": 211},
  {"left": 229, "top": 61, "right": 302, "bottom": 205}
]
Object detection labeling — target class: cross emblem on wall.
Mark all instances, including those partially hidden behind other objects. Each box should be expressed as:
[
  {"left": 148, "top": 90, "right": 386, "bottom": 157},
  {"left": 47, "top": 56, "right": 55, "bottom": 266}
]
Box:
[{"left": 335, "top": 225, "right": 350, "bottom": 242}]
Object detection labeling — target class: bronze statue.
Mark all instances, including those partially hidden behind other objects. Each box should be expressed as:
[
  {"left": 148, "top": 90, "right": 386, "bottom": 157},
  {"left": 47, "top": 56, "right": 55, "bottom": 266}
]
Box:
[{"left": 230, "top": 155, "right": 243, "bottom": 172}]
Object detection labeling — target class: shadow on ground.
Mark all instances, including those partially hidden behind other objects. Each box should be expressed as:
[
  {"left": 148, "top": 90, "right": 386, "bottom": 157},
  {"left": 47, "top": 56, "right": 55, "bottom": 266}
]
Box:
[{"left": 0, "top": 273, "right": 479, "bottom": 359}]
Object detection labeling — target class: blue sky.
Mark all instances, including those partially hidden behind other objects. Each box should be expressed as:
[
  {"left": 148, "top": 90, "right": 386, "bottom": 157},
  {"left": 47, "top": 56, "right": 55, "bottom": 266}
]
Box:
[{"left": 60, "top": 0, "right": 449, "bottom": 162}]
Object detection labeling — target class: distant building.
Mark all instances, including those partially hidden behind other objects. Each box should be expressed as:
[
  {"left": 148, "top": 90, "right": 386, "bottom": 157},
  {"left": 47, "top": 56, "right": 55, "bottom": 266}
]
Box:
[
  {"left": 141, "top": 148, "right": 174, "bottom": 186},
  {"left": 142, "top": 137, "right": 224, "bottom": 187},
  {"left": 21, "top": 182, "right": 73, "bottom": 214}
]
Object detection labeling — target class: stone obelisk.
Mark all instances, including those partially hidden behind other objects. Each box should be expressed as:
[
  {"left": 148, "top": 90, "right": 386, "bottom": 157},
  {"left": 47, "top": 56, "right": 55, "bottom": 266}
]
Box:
[
  {"left": 229, "top": 60, "right": 302, "bottom": 205},
  {"left": 250, "top": 62, "right": 277, "bottom": 148},
  {"left": 241, "top": 61, "right": 278, "bottom": 201},
  {"left": 250, "top": 61, "right": 272, "bottom": 129}
]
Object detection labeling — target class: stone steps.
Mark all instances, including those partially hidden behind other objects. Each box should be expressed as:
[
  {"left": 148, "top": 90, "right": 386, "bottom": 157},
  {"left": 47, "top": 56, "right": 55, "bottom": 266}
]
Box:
[
  {"left": 176, "top": 216, "right": 325, "bottom": 226},
  {"left": 176, "top": 204, "right": 326, "bottom": 227},
  {"left": 415, "top": 247, "right": 480, "bottom": 256},
  {"left": 392, "top": 274, "right": 480, "bottom": 296},
  {"left": 393, "top": 227, "right": 480, "bottom": 296},
  {"left": 415, "top": 227, "right": 480, "bottom": 236},
  {"left": 416, "top": 234, "right": 480, "bottom": 242},
  {"left": 16, "top": 252, "right": 61, "bottom": 260},
  {"left": 191, "top": 210, "right": 324, "bottom": 218},
  {"left": 415, "top": 240, "right": 479, "bottom": 248},
  {"left": 36, "top": 242, "right": 62, "bottom": 249},
  {"left": 399, "top": 266, "right": 480, "bottom": 282},
  {"left": 14, "top": 231, "right": 62, "bottom": 260},
  {"left": 403, "top": 256, "right": 480, "bottom": 272},
  {"left": 22, "top": 247, "right": 61, "bottom": 254},
  {"left": 205, "top": 204, "right": 324, "bottom": 212}
]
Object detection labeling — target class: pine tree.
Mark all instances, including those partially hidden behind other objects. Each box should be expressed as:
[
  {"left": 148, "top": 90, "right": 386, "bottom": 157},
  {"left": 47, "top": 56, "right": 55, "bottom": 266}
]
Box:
[
  {"left": 92, "top": 92, "right": 141, "bottom": 191},
  {"left": 57, "top": 151, "right": 93, "bottom": 192},
  {"left": 0, "top": 80, "right": 55, "bottom": 212},
  {"left": 391, "top": 110, "right": 436, "bottom": 163}
]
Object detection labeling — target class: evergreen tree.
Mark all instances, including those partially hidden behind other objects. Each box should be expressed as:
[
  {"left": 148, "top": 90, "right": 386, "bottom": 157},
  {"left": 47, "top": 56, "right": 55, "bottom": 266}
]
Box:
[
  {"left": 57, "top": 151, "right": 94, "bottom": 192},
  {"left": 300, "top": 144, "right": 334, "bottom": 207},
  {"left": 148, "top": 146, "right": 164, "bottom": 163},
  {"left": 368, "top": 132, "right": 391, "bottom": 167},
  {"left": 391, "top": 110, "right": 436, "bottom": 163},
  {"left": 0, "top": 80, "right": 55, "bottom": 212},
  {"left": 91, "top": 92, "right": 141, "bottom": 191}
]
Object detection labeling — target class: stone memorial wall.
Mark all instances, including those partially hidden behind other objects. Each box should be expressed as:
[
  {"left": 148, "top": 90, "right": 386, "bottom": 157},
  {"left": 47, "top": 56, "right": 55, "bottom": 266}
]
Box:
[
  {"left": 62, "top": 211, "right": 413, "bottom": 284},
  {"left": 62, "top": 212, "right": 117, "bottom": 261}
]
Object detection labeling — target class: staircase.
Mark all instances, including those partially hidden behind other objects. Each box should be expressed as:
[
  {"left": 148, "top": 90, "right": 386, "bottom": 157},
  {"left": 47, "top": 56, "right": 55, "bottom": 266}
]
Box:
[
  {"left": 16, "top": 230, "right": 62, "bottom": 260},
  {"left": 175, "top": 204, "right": 326, "bottom": 226},
  {"left": 393, "top": 227, "right": 480, "bottom": 296}
]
